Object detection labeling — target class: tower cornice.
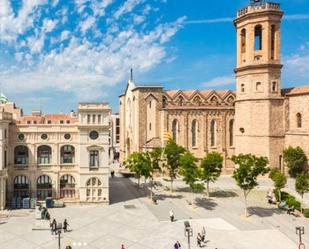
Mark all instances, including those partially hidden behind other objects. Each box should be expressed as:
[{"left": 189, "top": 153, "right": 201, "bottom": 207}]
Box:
[{"left": 234, "top": 63, "right": 283, "bottom": 73}]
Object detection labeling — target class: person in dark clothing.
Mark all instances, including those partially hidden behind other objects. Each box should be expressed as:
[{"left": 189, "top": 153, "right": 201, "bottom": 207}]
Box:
[
  {"left": 197, "top": 233, "right": 203, "bottom": 248},
  {"left": 50, "top": 219, "right": 57, "bottom": 235},
  {"left": 63, "top": 219, "right": 69, "bottom": 232},
  {"left": 174, "top": 241, "right": 181, "bottom": 249}
]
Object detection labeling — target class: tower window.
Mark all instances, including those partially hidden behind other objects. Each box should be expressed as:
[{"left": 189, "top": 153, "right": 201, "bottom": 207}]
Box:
[
  {"left": 149, "top": 101, "right": 152, "bottom": 109},
  {"left": 271, "top": 25, "right": 276, "bottom": 59},
  {"left": 256, "top": 82, "right": 262, "bottom": 92},
  {"left": 272, "top": 82, "right": 277, "bottom": 92},
  {"left": 254, "top": 25, "right": 262, "bottom": 51},
  {"left": 241, "top": 84, "right": 245, "bottom": 93},
  {"left": 149, "top": 123, "right": 152, "bottom": 131},
  {"left": 241, "top": 29, "right": 246, "bottom": 53},
  {"left": 296, "top": 113, "right": 302, "bottom": 128}
]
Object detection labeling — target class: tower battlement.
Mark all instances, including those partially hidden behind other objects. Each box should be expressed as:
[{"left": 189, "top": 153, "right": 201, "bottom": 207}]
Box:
[{"left": 237, "top": 2, "right": 281, "bottom": 18}]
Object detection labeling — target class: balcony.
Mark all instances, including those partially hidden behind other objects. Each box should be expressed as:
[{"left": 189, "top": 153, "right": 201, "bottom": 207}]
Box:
[{"left": 237, "top": 2, "right": 281, "bottom": 18}]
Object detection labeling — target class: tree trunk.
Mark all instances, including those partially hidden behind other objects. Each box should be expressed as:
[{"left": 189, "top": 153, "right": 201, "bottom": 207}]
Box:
[
  {"left": 301, "top": 195, "right": 303, "bottom": 214},
  {"left": 278, "top": 189, "right": 281, "bottom": 202},
  {"left": 206, "top": 181, "right": 210, "bottom": 197},
  {"left": 150, "top": 177, "right": 153, "bottom": 201},
  {"left": 244, "top": 190, "right": 248, "bottom": 217},
  {"left": 137, "top": 176, "right": 140, "bottom": 188},
  {"left": 170, "top": 177, "right": 173, "bottom": 193}
]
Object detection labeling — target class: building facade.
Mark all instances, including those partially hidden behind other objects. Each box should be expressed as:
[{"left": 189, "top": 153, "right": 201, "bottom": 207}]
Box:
[
  {"left": 109, "top": 114, "right": 120, "bottom": 163},
  {"left": 119, "top": 1, "right": 309, "bottom": 173},
  {"left": 0, "top": 101, "right": 111, "bottom": 210}
]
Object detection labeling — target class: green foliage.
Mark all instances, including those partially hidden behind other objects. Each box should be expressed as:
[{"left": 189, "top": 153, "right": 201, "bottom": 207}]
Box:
[
  {"left": 295, "top": 172, "right": 309, "bottom": 198},
  {"left": 200, "top": 152, "right": 223, "bottom": 196},
  {"left": 303, "top": 209, "right": 309, "bottom": 218},
  {"left": 179, "top": 152, "right": 204, "bottom": 193},
  {"left": 200, "top": 152, "right": 223, "bottom": 183},
  {"left": 269, "top": 169, "right": 287, "bottom": 201},
  {"left": 125, "top": 152, "right": 147, "bottom": 177},
  {"left": 274, "top": 190, "right": 301, "bottom": 211},
  {"left": 283, "top": 146, "right": 307, "bottom": 178},
  {"left": 164, "top": 141, "right": 186, "bottom": 191},
  {"left": 232, "top": 154, "right": 269, "bottom": 192},
  {"left": 232, "top": 154, "right": 269, "bottom": 216}
]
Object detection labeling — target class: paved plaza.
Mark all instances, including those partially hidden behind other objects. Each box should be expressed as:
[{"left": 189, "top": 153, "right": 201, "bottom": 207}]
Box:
[{"left": 0, "top": 175, "right": 308, "bottom": 249}]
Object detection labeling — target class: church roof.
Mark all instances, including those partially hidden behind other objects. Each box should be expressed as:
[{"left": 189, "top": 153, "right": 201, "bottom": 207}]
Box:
[
  {"left": 165, "top": 89, "right": 235, "bottom": 99},
  {"left": 282, "top": 86, "right": 309, "bottom": 96}
]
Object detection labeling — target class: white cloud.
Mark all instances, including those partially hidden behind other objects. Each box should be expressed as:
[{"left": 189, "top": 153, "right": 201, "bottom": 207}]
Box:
[
  {"left": 114, "top": 0, "right": 144, "bottom": 19},
  {"left": 201, "top": 75, "right": 235, "bottom": 87},
  {"left": 79, "top": 16, "right": 96, "bottom": 34},
  {"left": 0, "top": 0, "right": 185, "bottom": 102}
]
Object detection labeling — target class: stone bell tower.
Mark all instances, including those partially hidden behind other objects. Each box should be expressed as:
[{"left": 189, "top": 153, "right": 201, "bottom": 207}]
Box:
[{"left": 234, "top": 0, "right": 285, "bottom": 168}]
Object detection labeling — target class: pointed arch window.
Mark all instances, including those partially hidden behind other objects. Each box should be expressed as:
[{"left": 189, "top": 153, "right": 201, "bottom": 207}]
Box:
[
  {"left": 241, "top": 28, "right": 246, "bottom": 53},
  {"left": 254, "top": 25, "right": 262, "bottom": 51},
  {"left": 210, "top": 120, "right": 217, "bottom": 147},
  {"left": 191, "top": 120, "right": 198, "bottom": 147},
  {"left": 297, "top": 113, "right": 302, "bottom": 128},
  {"left": 172, "top": 119, "right": 179, "bottom": 142},
  {"left": 162, "top": 97, "right": 168, "bottom": 108},
  {"left": 229, "top": 119, "right": 234, "bottom": 147}
]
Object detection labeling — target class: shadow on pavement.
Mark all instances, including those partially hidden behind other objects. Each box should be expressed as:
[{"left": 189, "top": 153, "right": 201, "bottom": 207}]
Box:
[
  {"left": 109, "top": 176, "right": 148, "bottom": 204},
  {"left": 194, "top": 197, "right": 218, "bottom": 210},
  {"left": 155, "top": 193, "right": 183, "bottom": 201},
  {"left": 210, "top": 190, "right": 238, "bottom": 198},
  {"left": 247, "top": 206, "right": 284, "bottom": 217}
]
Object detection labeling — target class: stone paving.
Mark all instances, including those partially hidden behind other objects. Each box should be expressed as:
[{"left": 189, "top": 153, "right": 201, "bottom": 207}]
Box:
[{"left": 0, "top": 175, "right": 307, "bottom": 249}]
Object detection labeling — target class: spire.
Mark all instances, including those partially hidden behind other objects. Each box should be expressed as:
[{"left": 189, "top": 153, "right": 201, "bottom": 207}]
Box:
[{"left": 130, "top": 68, "right": 134, "bottom": 82}]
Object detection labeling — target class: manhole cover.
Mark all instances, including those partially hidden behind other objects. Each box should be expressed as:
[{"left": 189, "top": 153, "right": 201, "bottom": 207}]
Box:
[{"left": 124, "top": 205, "right": 136, "bottom": 209}]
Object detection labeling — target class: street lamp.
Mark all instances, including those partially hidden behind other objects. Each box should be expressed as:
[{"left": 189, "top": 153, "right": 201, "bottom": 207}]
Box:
[
  {"left": 296, "top": 226, "right": 305, "bottom": 249},
  {"left": 184, "top": 221, "right": 193, "bottom": 249},
  {"left": 55, "top": 222, "right": 62, "bottom": 249}
]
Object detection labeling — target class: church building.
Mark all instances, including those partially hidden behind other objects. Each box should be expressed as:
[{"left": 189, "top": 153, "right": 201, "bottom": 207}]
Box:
[{"left": 119, "top": 0, "right": 309, "bottom": 173}]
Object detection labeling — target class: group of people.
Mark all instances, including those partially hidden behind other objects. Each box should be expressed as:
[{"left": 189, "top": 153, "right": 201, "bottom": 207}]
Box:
[
  {"left": 266, "top": 189, "right": 277, "bottom": 204},
  {"left": 50, "top": 218, "right": 70, "bottom": 235}
]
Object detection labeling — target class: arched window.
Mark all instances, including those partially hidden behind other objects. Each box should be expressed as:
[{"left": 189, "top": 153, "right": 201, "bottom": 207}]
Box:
[
  {"left": 241, "top": 83, "right": 245, "bottom": 93},
  {"left": 191, "top": 120, "right": 198, "bottom": 147},
  {"left": 241, "top": 28, "right": 246, "bottom": 53},
  {"left": 172, "top": 119, "right": 179, "bottom": 142},
  {"left": 297, "top": 113, "right": 302, "bottom": 128},
  {"left": 86, "top": 177, "right": 104, "bottom": 202},
  {"left": 14, "top": 145, "right": 29, "bottom": 165},
  {"left": 272, "top": 82, "right": 277, "bottom": 92},
  {"left": 210, "top": 120, "right": 216, "bottom": 147},
  {"left": 37, "top": 145, "right": 52, "bottom": 164},
  {"left": 60, "top": 175, "right": 76, "bottom": 199},
  {"left": 254, "top": 25, "right": 262, "bottom": 50},
  {"left": 13, "top": 175, "right": 30, "bottom": 198},
  {"left": 229, "top": 119, "right": 234, "bottom": 147},
  {"left": 162, "top": 97, "right": 168, "bottom": 108},
  {"left": 37, "top": 175, "right": 52, "bottom": 200},
  {"left": 60, "top": 145, "right": 75, "bottom": 164}
]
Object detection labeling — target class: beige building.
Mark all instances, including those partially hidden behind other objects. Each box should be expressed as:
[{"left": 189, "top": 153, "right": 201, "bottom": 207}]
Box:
[
  {"left": 119, "top": 1, "right": 309, "bottom": 173},
  {"left": 0, "top": 101, "right": 111, "bottom": 210}
]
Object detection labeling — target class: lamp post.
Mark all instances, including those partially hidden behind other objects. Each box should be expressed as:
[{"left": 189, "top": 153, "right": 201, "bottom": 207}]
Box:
[
  {"left": 184, "top": 221, "right": 193, "bottom": 249},
  {"left": 55, "top": 222, "right": 63, "bottom": 249},
  {"left": 296, "top": 226, "right": 305, "bottom": 249}
]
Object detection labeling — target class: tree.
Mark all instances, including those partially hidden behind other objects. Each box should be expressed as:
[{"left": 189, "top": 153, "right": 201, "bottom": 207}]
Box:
[
  {"left": 179, "top": 152, "right": 204, "bottom": 203},
  {"left": 143, "top": 148, "right": 162, "bottom": 201},
  {"left": 269, "top": 169, "right": 287, "bottom": 202},
  {"left": 232, "top": 154, "right": 269, "bottom": 217},
  {"left": 163, "top": 141, "right": 186, "bottom": 192},
  {"left": 295, "top": 172, "right": 309, "bottom": 213},
  {"left": 125, "top": 152, "right": 147, "bottom": 188},
  {"left": 283, "top": 146, "right": 307, "bottom": 178},
  {"left": 200, "top": 152, "right": 223, "bottom": 197}
]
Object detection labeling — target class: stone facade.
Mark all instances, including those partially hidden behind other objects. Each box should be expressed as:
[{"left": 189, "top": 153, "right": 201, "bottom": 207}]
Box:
[
  {"left": 119, "top": 1, "right": 309, "bottom": 174},
  {"left": 0, "top": 102, "right": 111, "bottom": 210}
]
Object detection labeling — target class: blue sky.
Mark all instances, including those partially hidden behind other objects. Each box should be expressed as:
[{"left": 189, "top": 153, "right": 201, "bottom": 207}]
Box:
[{"left": 0, "top": 0, "right": 309, "bottom": 114}]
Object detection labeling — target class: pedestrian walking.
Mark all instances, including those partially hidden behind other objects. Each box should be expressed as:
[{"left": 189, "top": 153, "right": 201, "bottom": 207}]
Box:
[
  {"left": 63, "top": 219, "right": 69, "bottom": 232},
  {"left": 50, "top": 219, "right": 57, "bottom": 235},
  {"left": 201, "top": 226, "right": 206, "bottom": 242},
  {"left": 169, "top": 209, "right": 174, "bottom": 222},
  {"left": 111, "top": 170, "right": 115, "bottom": 178},
  {"left": 120, "top": 244, "right": 125, "bottom": 249},
  {"left": 197, "top": 233, "right": 203, "bottom": 248},
  {"left": 174, "top": 241, "right": 181, "bottom": 249}
]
